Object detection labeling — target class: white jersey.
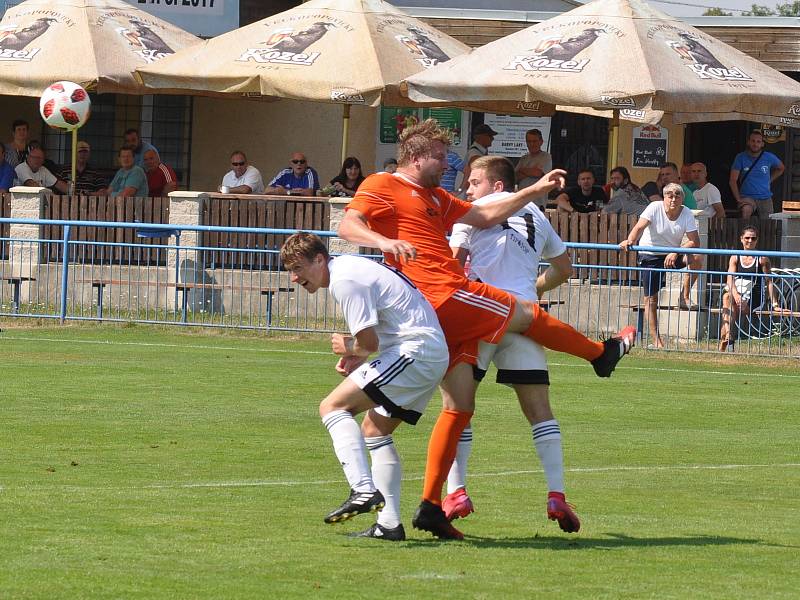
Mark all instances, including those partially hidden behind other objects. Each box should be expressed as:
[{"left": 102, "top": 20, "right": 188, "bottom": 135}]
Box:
[
  {"left": 638, "top": 201, "right": 698, "bottom": 256},
  {"left": 328, "top": 255, "right": 447, "bottom": 362},
  {"left": 449, "top": 191, "right": 567, "bottom": 302}
]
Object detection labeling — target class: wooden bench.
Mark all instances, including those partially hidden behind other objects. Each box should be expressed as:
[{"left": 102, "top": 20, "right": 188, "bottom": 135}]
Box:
[
  {"left": 78, "top": 278, "right": 293, "bottom": 325},
  {"left": 1, "top": 275, "right": 36, "bottom": 313}
]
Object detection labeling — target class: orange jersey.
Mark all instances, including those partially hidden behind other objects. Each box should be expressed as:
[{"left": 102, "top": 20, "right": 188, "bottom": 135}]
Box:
[{"left": 348, "top": 172, "right": 472, "bottom": 308}]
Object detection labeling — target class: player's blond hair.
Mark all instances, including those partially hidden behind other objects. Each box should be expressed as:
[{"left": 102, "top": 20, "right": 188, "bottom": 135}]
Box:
[
  {"left": 397, "top": 118, "right": 453, "bottom": 167},
  {"left": 280, "top": 232, "right": 329, "bottom": 269}
]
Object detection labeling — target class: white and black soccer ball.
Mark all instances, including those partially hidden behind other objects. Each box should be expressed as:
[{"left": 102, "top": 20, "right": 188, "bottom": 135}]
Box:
[{"left": 39, "top": 81, "right": 91, "bottom": 131}]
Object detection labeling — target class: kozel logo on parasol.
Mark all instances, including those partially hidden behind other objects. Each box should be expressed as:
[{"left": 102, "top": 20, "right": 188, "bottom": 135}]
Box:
[
  {"left": 504, "top": 28, "right": 604, "bottom": 73},
  {"left": 237, "top": 22, "right": 335, "bottom": 66},
  {"left": 394, "top": 26, "right": 451, "bottom": 68},
  {"left": 115, "top": 18, "right": 175, "bottom": 64},
  {"left": 667, "top": 32, "right": 753, "bottom": 82},
  {"left": 0, "top": 17, "right": 57, "bottom": 62}
]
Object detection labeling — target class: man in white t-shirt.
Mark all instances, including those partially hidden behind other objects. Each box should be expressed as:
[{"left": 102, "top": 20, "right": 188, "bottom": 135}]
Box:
[
  {"left": 220, "top": 150, "right": 264, "bottom": 194},
  {"left": 690, "top": 162, "right": 724, "bottom": 220},
  {"left": 620, "top": 183, "right": 702, "bottom": 349},
  {"left": 15, "top": 146, "right": 68, "bottom": 193},
  {"left": 515, "top": 128, "right": 553, "bottom": 209},
  {"left": 280, "top": 232, "right": 448, "bottom": 542},
  {"left": 445, "top": 155, "right": 634, "bottom": 534}
]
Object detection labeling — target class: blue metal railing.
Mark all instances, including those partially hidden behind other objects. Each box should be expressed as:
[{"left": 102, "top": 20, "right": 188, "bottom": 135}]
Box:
[{"left": 1, "top": 217, "right": 799, "bottom": 356}]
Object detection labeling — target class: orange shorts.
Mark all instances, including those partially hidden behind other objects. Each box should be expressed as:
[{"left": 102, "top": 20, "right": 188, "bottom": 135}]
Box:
[{"left": 436, "top": 281, "right": 516, "bottom": 369}]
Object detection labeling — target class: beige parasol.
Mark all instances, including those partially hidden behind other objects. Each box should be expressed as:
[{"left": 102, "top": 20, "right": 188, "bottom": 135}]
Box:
[
  {"left": 0, "top": 0, "right": 201, "bottom": 96},
  {"left": 135, "top": 0, "right": 498, "bottom": 161},
  {"left": 401, "top": 0, "right": 800, "bottom": 130}
]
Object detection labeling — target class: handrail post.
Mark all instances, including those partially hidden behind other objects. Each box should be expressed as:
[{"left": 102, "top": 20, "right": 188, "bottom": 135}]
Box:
[{"left": 59, "top": 225, "right": 71, "bottom": 323}]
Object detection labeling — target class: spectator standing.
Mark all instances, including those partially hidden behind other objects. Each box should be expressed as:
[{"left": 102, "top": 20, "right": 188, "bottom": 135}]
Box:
[
  {"left": 556, "top": 169, "right": 606, "bottom": 214},
  {"left": 0, "top": 145, "right": 15, "bottom": 192},
  {"left": 103, "top": 147, "right": 148, "bottom": 198},
  {"left": 143, "top": 149, "right": 177, "bottom": 197},
  {"left": 680, "top": 163, "right": 697, "bottom": 192},
  {"left": 515, "top": 128, "right": 553, "bottom": 208},
  {"left": 602, "top": 166, "right": 649, "bottom": 216},
  {"left": 266, "top": 152, "right": 320, "bottom": 196},
  {"left": 4, "top": 119, "right": 30, "bottom": 168},
  {"left": 15, "top": 146, "right": 68, "bottom": 193},
  {"left": 729, "top": 129, "right": 785, "bottom": 218},
  {"left": 124, "top": 128, "right": 158, "bottom": 168},
  {"left": 440, "top": 149, "right": 464, "bottom": 193},
  {"left": 220, "top": 151, "right": 264, "bottom": 195},
  {"left": 57, "top": 141, "right": 108, "bottom": 196},
  {"left": 643, "top": 162, "right": 697, "bottom": 209},
  {"left": 691, "top": 162, "right": 724, "bottom": 220},
  {"left": 459, "top": 123, "right": 497, "bottom": 195},
  {"left": 619, "top": 183, "right": 702, "bottom": 349},
  {"left": 328, "top": 156, "right": 365, "bottom": 197}
]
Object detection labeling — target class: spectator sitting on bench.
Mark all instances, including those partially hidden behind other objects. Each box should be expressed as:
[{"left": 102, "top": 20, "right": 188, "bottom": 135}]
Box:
[
  {"left": 619, "top": 183, "right": 702, "bottom": 349},
  {"left": 719, "top": 226, "right": 782, "bottom": 352},
  {"left": 14, "top": 143, "right": 69, "bottom": 193},
  {"left": 100, "top": 146, "right": 148, "bottom": 199}
]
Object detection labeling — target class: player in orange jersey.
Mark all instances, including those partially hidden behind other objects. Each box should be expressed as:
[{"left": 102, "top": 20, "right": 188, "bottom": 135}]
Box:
[{"left": 339, "top": 119, "right": 635, "bottom": 540}]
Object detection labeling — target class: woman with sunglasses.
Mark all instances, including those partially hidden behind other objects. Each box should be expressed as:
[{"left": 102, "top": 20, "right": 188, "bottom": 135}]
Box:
[{"left": 719, "top": 226, "right": 781, "bottom": 352}]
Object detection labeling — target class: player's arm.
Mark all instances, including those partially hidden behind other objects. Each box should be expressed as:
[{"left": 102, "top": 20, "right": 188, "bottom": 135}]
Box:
[
  {"left": 536, "top": 251, "right": 573, "bottom": 297},
  {"left": 726, "top": 254, "right": 741, "bottom": 305},
  {"left": 458, "top": 169, "right": 566, "bottom": 228},
  {"left": 712, "top": 202, "right": 725, "bottom": 219},
  {"left": 452, "top": 246, "right": 469, "bottom": 267},
  {"left": 338, "top": 208, "right": 417, "bottom": 262},
  {"left": 331, "top": 327, "right": 379, "bottom": 358}
]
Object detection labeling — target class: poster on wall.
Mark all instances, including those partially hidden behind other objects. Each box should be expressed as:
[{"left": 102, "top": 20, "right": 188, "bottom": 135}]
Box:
[
  {"left": 760, "top": 124, "right": 785, "bottom": 144},
  {"left": 632, "top": 124, "right": 668, "bottom": 168},
  {"left": 483, "top": 114, "right": 551, "bottom": 157}
]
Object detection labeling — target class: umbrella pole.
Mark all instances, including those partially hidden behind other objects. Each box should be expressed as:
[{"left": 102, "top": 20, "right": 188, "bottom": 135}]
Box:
[
  {"left": 607, "top": 111, "right": 620, "bottom": 170},
  {"left": 341, "top": 104, "right": 351, "bottom": 165},
  {"left": 70, "top": 128, "right": 77, "bottom": 195}
]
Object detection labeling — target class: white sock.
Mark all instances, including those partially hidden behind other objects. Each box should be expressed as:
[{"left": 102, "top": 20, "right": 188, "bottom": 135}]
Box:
[
  {"left": 322, "top": 410, "right": 374, "bottom": 493},
  {"left": 446, "top": 424, "right": 473, "bottom": 494},
  {"left": 532, "top": 419, "right": 564, "bottom": 493},
  {"left": 366, "top": 435, "right": 401, "bottom": 529}
]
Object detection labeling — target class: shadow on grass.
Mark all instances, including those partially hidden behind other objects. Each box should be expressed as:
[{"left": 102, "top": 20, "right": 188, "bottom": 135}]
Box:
[{"left": 400, "top": 532, "right": 797, "bottom": 550}]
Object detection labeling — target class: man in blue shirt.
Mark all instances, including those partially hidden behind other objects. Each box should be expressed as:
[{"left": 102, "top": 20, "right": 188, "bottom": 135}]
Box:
[
  {"left": 440, "top": 149, "right": 464, "bottom": 193},
  {"left": 265, "top": 152, "right": 320, "bottom": 196},
  {"left": 730, "top": 129, "right": 785, "bottom": 218},
  {"left": 0, "top": 144, "right": 15, "bottom": 191}
]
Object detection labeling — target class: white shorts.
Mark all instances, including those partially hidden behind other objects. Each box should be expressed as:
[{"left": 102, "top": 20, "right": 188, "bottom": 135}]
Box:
[
  {"left": 475, "top": 333, "right": 549, "bottom": 386},
  {"left": 348, "top": 349, "right": 447, "bottom": 425}
]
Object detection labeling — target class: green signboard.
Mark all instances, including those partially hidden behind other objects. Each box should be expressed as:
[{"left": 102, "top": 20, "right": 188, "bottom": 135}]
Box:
[{"left": 380, "top": 106, "right": 462, "bottom": 144}]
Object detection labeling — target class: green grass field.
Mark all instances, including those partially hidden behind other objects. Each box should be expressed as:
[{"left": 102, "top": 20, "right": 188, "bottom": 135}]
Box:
[{"left": 1, "top": 324, "right": 798, "bottom": 599}]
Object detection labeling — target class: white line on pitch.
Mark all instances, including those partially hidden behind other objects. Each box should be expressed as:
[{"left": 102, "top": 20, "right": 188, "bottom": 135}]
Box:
[{"left": 4, "top": 335, "right": 799, "bottom": 379}]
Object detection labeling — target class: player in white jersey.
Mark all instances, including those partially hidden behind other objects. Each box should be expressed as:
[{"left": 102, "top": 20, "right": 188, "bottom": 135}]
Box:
[
  {"left": 280, "top": 232, "right": 448, "bottom": 541},
  {"left": 445, "top": 156, "right": 630, "bottom": 533}
]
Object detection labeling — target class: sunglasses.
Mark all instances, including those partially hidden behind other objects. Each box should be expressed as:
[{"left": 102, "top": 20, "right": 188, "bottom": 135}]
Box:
[
  {"left": 231, "top": 161, "right": 245, "bottom": 166},
  {"left": 743, "top": 237, "right": 758, "bottom": 241},
  {"left": 291, "top": 159, "right": 307, "bottom": 164}
]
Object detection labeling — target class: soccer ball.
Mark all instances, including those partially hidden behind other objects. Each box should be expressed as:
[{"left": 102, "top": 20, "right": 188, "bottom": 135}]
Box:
[{"left": 39, "top": 81, "right": 91, "bottom": 131}]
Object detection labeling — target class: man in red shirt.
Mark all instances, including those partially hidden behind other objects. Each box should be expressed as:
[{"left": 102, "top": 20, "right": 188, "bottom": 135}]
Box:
[
  {"left": 143, "top": 148, "right": 177, "bottom": 197},
  {"left": 341, "top": 119, "right": 635, "bottom": 540}
]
